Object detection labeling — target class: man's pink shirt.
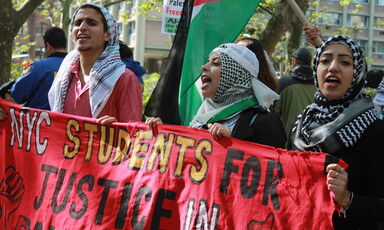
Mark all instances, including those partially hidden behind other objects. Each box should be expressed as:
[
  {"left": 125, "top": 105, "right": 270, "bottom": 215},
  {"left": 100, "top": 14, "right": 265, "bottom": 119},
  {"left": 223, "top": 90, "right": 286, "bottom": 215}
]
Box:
[{"left": 64, "top": 67, "right": 142, "bottom": 122}]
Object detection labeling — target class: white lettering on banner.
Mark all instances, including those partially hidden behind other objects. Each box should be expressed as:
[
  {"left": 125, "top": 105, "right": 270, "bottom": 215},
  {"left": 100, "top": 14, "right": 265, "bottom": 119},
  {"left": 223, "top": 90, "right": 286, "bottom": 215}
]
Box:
[{"left": 9, "top": 107, "right": 51, "bottom": 155}]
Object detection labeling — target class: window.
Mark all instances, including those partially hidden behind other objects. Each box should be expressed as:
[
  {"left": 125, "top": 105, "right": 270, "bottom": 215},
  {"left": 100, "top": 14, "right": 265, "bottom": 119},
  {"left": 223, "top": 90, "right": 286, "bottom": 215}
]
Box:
[
  {"left": 374, "top": 17, "right": 384, "bottom": 29},
  {"left": 376, "top": 0, "right": 384, "bottom": 5},
  {"left": 319, "top": 13, "right": 342, "bottom": 26},
  {"left": 356, "top": 40, "right": 367, "bottom": 51},
  {"left": 36, "top": 23, "right": 49, "bottom": 36},
  {"left": 352, "top": 0, "right": 368, "bottom": 3},
  {"left": 144, "top": 58, "right": 165, "bottom": 74},
  {"left": 347, "top": 15, "right": 368, "bottom": 28},
  {"left": 18, "top": 22, "right": 29, "bottom": 36},
  {"left": 118, "top": 2, "right": 124, "bottom": 12},
  {"left": 372, "top": 41, "right": 384, "bottom": 54},
  {"left": 128, "top": 21, "right": 136, "bottom": 35},
  {"left": 35, "top": 47, "right": 45, "bottom": 60}
]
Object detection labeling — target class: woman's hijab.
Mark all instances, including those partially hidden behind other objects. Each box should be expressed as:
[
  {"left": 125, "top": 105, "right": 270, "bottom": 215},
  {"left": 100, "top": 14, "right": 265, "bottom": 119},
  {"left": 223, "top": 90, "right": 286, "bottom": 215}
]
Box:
[
  {"left": 190, "top": 43, "right": 279, "bottom": 128},
  {"left": 291, "top": 35, "right": 378, "bottom": 153}
]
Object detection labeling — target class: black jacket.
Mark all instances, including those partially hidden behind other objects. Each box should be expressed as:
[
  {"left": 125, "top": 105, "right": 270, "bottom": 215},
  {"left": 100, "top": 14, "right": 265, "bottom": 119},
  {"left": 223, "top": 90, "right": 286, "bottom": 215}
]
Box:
[
  {"left": 289, "top": 118, "right": 384, "bottom": 229},
  {"left": 230, "top": 107, "right": 286, "bottom": 149},
  {"left": 330, "top": 119, "right": 384, "bottom": 230}
]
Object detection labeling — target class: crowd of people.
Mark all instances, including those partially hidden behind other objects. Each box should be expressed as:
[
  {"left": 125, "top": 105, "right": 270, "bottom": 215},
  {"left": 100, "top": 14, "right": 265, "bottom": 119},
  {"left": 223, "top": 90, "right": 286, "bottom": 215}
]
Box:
[{"left": 1, "top": 2, "right": 384, "bottom": 229}]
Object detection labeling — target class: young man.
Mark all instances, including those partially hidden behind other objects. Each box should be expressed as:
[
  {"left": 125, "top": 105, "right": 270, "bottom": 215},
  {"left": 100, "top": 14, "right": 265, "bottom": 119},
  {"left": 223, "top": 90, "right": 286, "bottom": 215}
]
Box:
[
  {"left": 48, "top": 3, "right": 142, "bottom": 123},
  {"left": 11, "top": 27, "right": 67, "bottom": 110}
]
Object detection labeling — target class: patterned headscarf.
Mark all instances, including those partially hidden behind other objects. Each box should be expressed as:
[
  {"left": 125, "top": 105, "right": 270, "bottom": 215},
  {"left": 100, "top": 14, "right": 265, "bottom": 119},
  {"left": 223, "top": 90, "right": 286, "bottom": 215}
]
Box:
[
  {"left": 291, "top": 35, "right": 377, "bottom": 153},
  {"left": 190, "top": 43, "right": 279, "bottom": 128},
  {"left": 48, "top": 3, "right": 125, "bottom": 118},
  {"left": 211, "top": 52, "right": 255, "bottom": 106},
  {"left": 374, "top": 78, "right": 384, "bottom": 106}
]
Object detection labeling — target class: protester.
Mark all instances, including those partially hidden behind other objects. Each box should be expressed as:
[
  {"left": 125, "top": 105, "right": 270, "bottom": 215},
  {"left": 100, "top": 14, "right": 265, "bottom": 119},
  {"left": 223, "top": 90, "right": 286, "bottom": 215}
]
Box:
[
  {"left": 288, "top": 35, "right": 384, "bottom": 229},
  {"left": 147, "top": 43, "right": 286, "bottom": 148},
  {"left": 304, "top": 26, "right": 384, "bottom": 89},
  {"left": 119, "top": 41, "right": 146, "bottom": 91},
  {"left": 0, "top": 81, "right": 16, "bottom": 103},
  {"left": 11, "top": 27, "right": 67, "bottom": 110},
  {"left": 274, "top": 47, "right": 316, "bottom": 136},
  {"left": 48, "top": 3, "right": 142, "bottom": 124},
  {"left": 236, "top": 37, "right": 279, "bottom": 92},
  {"left": 21, "top": 60, "right": 32, "bottom": 75}
]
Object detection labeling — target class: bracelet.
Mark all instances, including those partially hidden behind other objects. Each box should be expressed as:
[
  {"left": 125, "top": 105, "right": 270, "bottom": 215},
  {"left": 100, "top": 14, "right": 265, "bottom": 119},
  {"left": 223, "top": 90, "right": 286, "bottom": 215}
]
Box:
[{"left": 340, "top": 191, "right": 354, "bottom": 218}]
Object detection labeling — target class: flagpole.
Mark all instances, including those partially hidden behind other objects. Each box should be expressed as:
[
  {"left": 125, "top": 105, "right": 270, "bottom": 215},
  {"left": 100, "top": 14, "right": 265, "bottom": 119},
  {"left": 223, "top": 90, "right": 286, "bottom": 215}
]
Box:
[{"left": 286, "top": 0, "right": 323, "bottom": 47}]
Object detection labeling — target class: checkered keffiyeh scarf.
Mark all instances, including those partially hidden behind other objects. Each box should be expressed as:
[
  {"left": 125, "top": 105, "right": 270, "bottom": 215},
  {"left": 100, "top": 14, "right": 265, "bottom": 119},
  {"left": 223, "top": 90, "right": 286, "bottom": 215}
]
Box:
[
  {"left": 212, "top": 53, "right": 255, "bottom": 106},
  {"left": 291, "top": 35, "right": 377, "bottom": 153},
  {"left": 48, "top": 3, "right": 125, "bottom": 118}
]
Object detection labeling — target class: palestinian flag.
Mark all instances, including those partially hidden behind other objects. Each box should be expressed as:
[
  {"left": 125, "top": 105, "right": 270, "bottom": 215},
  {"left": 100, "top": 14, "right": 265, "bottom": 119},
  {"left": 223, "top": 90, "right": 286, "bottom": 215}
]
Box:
[
  {"left": 145, "top": 0, "right": 260, "bottom": 126},
  {"left": 179, "top": 0, "right": 261, "bottom": 125},
  {"left": 144, "top": 0, "right": 194, "bottom": 125}
]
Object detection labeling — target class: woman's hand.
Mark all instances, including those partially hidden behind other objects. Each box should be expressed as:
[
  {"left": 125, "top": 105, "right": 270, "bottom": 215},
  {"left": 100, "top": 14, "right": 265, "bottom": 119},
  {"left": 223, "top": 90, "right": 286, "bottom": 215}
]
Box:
[
  {"left": 96, "top": 115, "right": 118, "bottom": 125},
  {"left": 304, "top": 26, "right": 323, "bottom": 48},
  {"left": 145, "top": 117, "right": 163, "bottom": 128},
  {"left": 207, "top": 123, "right": 231, "bottom": 140},
  {"left": 326, "top": 164, "right": 349, "bottom": 207}
]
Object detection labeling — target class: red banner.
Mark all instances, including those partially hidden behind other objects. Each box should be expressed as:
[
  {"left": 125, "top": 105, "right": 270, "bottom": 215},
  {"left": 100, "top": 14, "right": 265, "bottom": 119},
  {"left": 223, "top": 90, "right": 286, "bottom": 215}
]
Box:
[{"left": 0, "top": 99, "right": 339, "bottom": 229}]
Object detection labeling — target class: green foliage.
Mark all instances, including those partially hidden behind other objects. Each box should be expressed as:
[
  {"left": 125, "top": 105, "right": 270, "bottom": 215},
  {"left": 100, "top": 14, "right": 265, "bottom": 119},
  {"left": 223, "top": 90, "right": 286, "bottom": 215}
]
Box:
[
  {"left": 137, "top": 0, "right": 163, "bottom": 15},
  {"left": 11, "top": 63, "right": 23, "bottom": 81},
  {"left": 142, "top": 72, "right": 160, "bottom": 110},
  {"left": 374, "top": 18, "right": 384, "bottom": 29},
  {"left": 340, "top": 0, "right": 351, "bottom": 6},
  {"left": 364, "top": 88, "right": 376, "bottom": 99},
  {"left": 11, "top": 0, "right": 24, "bottom": 9}
]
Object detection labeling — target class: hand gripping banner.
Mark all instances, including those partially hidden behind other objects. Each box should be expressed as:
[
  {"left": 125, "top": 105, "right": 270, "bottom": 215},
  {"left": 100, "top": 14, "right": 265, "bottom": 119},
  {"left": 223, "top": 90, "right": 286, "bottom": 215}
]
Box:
[{"left": 0, "top": 100, "right": 340, "bottom": 229}]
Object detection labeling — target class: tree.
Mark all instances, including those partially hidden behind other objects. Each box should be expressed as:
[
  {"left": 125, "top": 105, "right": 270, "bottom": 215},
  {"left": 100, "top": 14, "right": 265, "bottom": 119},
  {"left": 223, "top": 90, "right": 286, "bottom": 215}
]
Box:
[
  {"left": 0, "top": 0, "right": 45, "bottom": 84},
  {"left": 259, "top": 0, "right": 309, "bottom": 56},
  {"left": 239, "top": 0, "right": 310, "bottom": 75}
]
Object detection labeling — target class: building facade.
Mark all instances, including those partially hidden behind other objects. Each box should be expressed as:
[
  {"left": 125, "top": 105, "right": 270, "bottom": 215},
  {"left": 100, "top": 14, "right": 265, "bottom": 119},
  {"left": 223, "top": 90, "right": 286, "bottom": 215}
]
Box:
[
  {"left": 111, "top": 1, "right": 172, "bottom": 74},
  {"left": 13, "top": 4, "right": 58, "bottom": 63}
]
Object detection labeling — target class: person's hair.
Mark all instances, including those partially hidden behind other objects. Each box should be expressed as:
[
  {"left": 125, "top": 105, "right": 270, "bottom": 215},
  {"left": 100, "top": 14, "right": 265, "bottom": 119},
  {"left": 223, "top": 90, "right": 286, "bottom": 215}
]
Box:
[
  {"left": 237, "top": 38, "right": 279, "bottom": 92},
  {"left": 119, "top": 41, "right": 133, "bottom": 59},
  {"left": 43, "top": 27, "right": 67, "bottom": 49},
  {"left": 0, "top": 81, "right": 15, "bottom": 99},
  {"left": 78, "top": 4, "right": 108, "bottom": 32}
]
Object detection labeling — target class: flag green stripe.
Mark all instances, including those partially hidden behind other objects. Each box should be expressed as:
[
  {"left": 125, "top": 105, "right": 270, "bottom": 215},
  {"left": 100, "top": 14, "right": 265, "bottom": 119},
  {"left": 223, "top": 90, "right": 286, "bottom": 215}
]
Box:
[{"left": 207, "top": 97, "right": 258, "bottom": 124}]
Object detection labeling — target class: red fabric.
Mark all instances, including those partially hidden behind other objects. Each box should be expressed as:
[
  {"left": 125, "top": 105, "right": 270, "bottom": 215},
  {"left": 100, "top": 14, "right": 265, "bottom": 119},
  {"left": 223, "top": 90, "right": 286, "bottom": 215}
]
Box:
[
  {"left": 0, "top": 100, "right": 338, "bottom": 229},
  {"left": 64, "top": 67, "right": 142, "bottom": 122},
  {"left": 194, "top": 0, "right": 220, "bottom": 6}
]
